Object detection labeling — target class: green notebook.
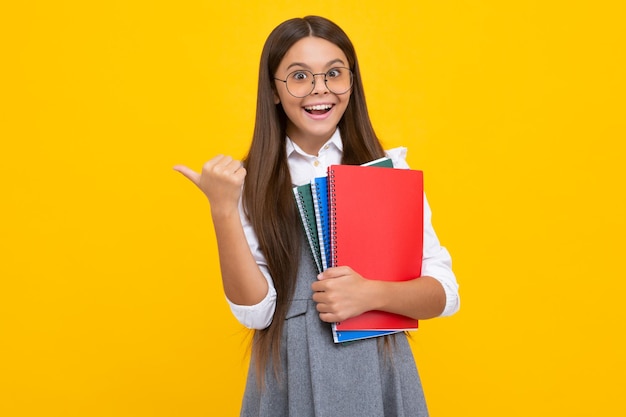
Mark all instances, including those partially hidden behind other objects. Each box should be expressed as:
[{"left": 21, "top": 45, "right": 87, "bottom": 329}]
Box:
[{"left": 293, "top": 182, "right": 323, "bottom": 273}]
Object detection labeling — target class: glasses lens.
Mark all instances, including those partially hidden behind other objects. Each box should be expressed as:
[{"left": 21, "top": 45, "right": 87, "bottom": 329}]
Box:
[
  {"left": 325, "top": 67, "right": 352, "bottom": 95},
  {"left": 286, "top": 70, "right": 315, "bottom": 98}
]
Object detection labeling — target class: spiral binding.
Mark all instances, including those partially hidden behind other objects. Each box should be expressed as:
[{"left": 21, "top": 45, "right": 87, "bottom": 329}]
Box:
[
  {"left": 294, "top": 187, "right": 322, "bottom": 273},
  {"left": 298, "top": 190, "right": 320, "bottom": 254},
  {"left": 311, "top": 178, "right": 330, "bottom": 270},
  {"left": 329, "top": 169, "right": 338, "bottom": 267}
]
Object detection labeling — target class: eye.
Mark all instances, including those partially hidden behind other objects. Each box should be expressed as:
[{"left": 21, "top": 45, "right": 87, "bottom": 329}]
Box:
[
  {"left": 290, "top": 71, "right": 310, "bottom": 82},
  {"left": 326, "top": 68, "right": 342, "bottom": 78}
]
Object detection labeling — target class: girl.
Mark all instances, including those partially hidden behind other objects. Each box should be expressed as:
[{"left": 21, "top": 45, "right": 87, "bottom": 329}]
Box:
[{"left": 175, "top": 15, "right": 459, "bottom": 417}]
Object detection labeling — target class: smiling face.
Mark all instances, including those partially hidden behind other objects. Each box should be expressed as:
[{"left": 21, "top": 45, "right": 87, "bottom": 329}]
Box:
[{"left": 273, "top": 36, "right": 352, "bottom": 155}]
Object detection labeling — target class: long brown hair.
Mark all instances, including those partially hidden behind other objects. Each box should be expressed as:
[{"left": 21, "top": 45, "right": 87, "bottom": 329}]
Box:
[{"left": 242, "top": 15, "right": 386, "bottom": 381}]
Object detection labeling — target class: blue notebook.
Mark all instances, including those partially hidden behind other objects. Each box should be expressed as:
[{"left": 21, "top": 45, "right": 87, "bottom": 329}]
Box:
[
  {"left": 333, "top": 329, "right": 400, "bottom": 344},
  {"left": 311, "top": 176, "right": 332, "bottom": 271}
]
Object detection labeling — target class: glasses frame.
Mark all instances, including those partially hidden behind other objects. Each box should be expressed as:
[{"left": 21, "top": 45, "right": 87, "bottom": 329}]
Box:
[{"left": 274, "top": 67, "right": 353, "bottom": 98}]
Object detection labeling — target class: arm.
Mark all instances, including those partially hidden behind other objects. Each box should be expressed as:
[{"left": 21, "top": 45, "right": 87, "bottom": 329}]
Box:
[
  {"left": 173, "top": 155, "right": 268, "bottom": 306},
  {"left": 366, "top": 275, "right": 446, "bottom": 319},
  {"left": 312, "top": 268, "right": 445, "bottom": 322}
]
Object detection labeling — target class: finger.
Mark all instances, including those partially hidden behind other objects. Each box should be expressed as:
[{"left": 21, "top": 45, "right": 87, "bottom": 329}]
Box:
[
  {"left": 173, "top": 164, "right": 201, "bottom": 185},
  {"left": 224, "top": 158, "right": 245, "bottom": 175},
  {"left": 221, "top": 159, "right": 246, "bottom": 183},
  {"left": 317, "top": 266, "right": 349, "bottom": 280},
  {"left": 204, "top": 156, "right": 243, "bottom": 177},
  {"left": 318, "top": 312, "right": 337, "bottom": 323},
  {"left": 311, "top": 281, "right": 324, "bottom": 292},
  {"left": 312, "top": 278, "right": 334, "bottom": 293},
  {"left": 315, "top": 302, "right": 333, "bottom": 314},
  {"left": 317, "top": 272, "right": 332, "bottom": 281},
  {"left": 234, "top": 166, "right": 247, "bottom": 181},
  {"left": 311, "top": 286, "right": 327, "bottom": 301},
  {"left": 202, "top": 155, "right": 227, "bottom": 172}
]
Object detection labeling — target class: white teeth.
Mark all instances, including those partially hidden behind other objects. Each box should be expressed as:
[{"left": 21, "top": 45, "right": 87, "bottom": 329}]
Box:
[{"left": 305, "top": 104, "right": 332, "bottom": 111}]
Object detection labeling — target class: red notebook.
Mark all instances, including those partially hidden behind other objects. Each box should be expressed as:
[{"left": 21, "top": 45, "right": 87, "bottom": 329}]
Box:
[{"left": 328, "top": 164, "right": 423, "bottom": 331}]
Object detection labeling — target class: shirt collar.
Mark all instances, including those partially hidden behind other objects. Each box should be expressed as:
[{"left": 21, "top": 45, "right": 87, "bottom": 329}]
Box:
[{"left": 285, "top": 128, "right": 343, "bottom": 158}]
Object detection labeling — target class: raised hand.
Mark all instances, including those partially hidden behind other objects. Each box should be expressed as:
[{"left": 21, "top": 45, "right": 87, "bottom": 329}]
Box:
[{"left": 173, "top": 155, "right": 246, "bottom": 216}]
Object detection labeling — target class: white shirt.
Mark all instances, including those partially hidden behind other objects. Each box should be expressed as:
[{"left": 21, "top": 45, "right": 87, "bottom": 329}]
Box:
[{"left": 227, "top": 129, "right": 460, "bottom": 329}]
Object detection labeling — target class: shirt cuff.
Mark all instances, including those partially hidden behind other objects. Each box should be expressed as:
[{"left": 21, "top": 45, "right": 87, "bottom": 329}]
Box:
[
  {"left": 225, "top": 285, "right": 277, "bottom": 330},
  {"left": 440, "top": 282, "right": 460, "bottom": 317},
  {"left": 385, "top": 147, "right": 410, "bottom": 169},
  {"left": 421, "top": 248, "right": 460, "bottom": 317}
]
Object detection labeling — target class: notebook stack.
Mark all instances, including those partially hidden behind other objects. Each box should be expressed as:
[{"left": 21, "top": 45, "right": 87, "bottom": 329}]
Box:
[{"left": 292, "top": 157, "right": 425, "bottom": 344}]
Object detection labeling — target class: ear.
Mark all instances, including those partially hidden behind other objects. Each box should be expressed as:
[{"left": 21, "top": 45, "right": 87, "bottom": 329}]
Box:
[{"left": 273, "top": 91, "right": 280, "bottom": 104}]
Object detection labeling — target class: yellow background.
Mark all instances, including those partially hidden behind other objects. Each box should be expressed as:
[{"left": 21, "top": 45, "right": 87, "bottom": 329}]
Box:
[{"left": 2, "top": 1, "right": 625, "bottom": 416}]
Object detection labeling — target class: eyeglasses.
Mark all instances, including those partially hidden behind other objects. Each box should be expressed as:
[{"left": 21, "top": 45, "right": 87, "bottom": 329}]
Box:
[{"left": 274, "top": 67, "right": 353, "bottom": 98}]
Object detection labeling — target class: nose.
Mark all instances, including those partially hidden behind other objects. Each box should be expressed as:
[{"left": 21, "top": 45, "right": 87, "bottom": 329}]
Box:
[{"left": 311, "top": 73, "right": 329, "bottom": 95}]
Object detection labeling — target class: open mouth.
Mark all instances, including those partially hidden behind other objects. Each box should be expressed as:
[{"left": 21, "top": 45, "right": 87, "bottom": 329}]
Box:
[{"left": 304, "top": 104, "right": 333, "bottom": 115}]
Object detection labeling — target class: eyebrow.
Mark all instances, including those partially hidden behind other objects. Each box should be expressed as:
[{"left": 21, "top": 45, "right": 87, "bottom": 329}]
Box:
[{"left": 286, "top": 58, "right": 347, "bottom": 71}]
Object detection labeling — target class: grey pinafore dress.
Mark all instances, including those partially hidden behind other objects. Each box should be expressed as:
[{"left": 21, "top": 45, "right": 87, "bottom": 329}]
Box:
[{"left": 240, "top": 234, "right": 429, "bottom": 417}]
